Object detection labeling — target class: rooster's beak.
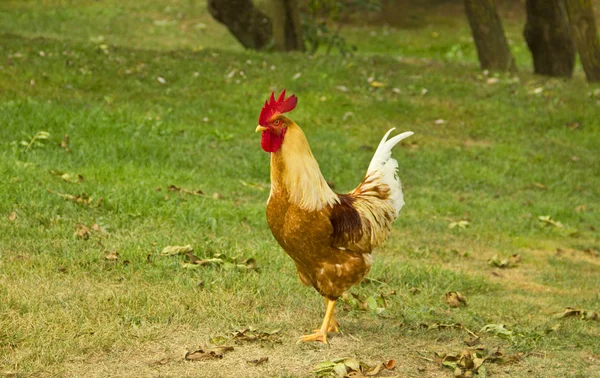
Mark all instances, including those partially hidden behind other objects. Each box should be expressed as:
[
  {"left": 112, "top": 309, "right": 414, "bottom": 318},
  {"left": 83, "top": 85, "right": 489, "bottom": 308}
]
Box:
[{"left": 255, "top": 125, "right": 268, "bottom": 132}]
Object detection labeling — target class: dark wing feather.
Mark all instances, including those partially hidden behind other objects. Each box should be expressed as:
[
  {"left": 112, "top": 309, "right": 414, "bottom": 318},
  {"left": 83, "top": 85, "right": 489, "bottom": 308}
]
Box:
[{"left": 329, "top": 194, "right": 363, "bottom": 249}]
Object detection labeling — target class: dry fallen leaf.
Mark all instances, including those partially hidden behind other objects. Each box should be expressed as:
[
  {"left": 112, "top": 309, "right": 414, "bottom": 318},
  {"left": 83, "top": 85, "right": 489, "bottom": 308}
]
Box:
[
  {"left": 150, "top": 357, "right": 170, "bottom": 366},
  {"left": 8, "top": 211, "right": 17, "bottom": 221},
  {"left": 449, "top": 220, "right": 470, "bottom": 229},
  {"left": 168, "top": 185, "right": 204, "bottom": 196},
  {"left": 314, "top": 357, "right": 394, "bottom": 377},
  {"left": 565, "top": 121, "right": 580, "bottom": 130},
  {"left": 60, "top": 134, "right": 70, "bottom": 152},
  {"left": 444, "top": 292, "right": 467, "bottom": 308},
  {"left": 463, "top": 336, "right": 480, "bottom": 347},
  {"left": 488, "top": 254, "right": 521, "bottom": 268},
  {"left": 554, "top": 307, "right": 599, "bottom": 321},
  {"left": 247, "top": 356, "right": 268, "bottom": 365},
  {"left": 365, "top": 360, "right": 395, "bottom": 376},
  {"left": 105, "top": 251, "right": 118, "bottom": 261},
  {"left": 50, "top": 170, "right": 84, "bottom": 183},
  {"left": 74, "top": 224, "right": 91, "bottom": 240},
  {"left": 480, "top": 324, "right": 513, "bottom": 339},
  {"left": 161, "top": 244, "right": 194, "bottom": 256},
  {"left": 484, "top": 347, "right": 523, "bottom": 364},
  {"left": 184, "top": 346, "right": 234, "bottom": 361},
  {"left": 47, "top": 189, "right": 92, "bottom": 205},
  {"left": 232, "top": 327, "right": 280, "bottom": 343}
]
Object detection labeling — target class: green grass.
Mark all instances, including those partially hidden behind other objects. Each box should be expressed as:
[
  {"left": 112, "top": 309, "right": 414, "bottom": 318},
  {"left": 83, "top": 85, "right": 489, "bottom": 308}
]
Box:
[{"left": 1, "top": 1, "right": 600, "bottom": 377}]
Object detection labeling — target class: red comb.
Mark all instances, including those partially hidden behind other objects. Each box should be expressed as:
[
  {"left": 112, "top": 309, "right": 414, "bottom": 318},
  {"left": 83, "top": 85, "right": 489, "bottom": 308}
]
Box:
[{"left": 258, "top": 89, "right": 298, "bottom": 126}]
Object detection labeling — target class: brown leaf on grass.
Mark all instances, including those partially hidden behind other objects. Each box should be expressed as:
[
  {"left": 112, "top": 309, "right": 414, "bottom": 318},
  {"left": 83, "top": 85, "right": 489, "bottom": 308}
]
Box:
[
  {"left": 425, "top": 323, "right": 480, "bottom": 343},
  {"left": 209, "top": 336, "right": 229, "bottom": 345},
  {"left": 438, "top": 347, "right": 521, "bottom": 377},
  {"left": 182, "top": 253, "right": 259, "bottom": 272},
  {"left": 232, "top": 327, "right": 280, "bottom": 343},
  {"left": 60, "top": 134, "right": 70, "bottom": 152},
  {"left": 184, "top": 251, "right": 202, "bottom": 264},
  {"left": 168, "top": 185, "right": 204, "bottom": 196},
  {"left": 104, "top": 251, "right": 118, "bottom": 261},
  {"left": 444, "top": 292, "right": 467, "bottom": 308},
  {"left": 365, "top": 359, "right": 395, "bottom": 376},
  {"left": 488, "top": 254, "right": 521, "bottom": 268},
  {"left": 436, "top": 349, "right": 485, "bottom": 377},
  {"left": 565, "top": 121, "right": 580, "bottom": 130},
  {"left": 241, "top": 218, "right": 252, "bottom": 230},
  {"left": 485, "top": 347, "right": 523, "bottom": 364},
  {"left": 574, "top": 205, "right": 586, "bottom": 213},
  {"left": 314, "top": 357, "right": 394, "bottom": 378},
  {"left": 533, "top": 182, "right": 546, "bottom": 190},
  {"left": 149, "top": 357, "right": 170, "bottom": 366},
  {"left": 424, "top": 323, "right": 462, "bottom": 331},
  {"left": 247, "top": 356, "right": 268, "bottom": 365},
  {"left": 463, "top": 336, "right": 480, "bottom": 347},
  {"left": 184, "top": 346, "right": 234, "bottom": 361},
  {"left": 238, "top": 257, "right": 258, "bottom": 271},
  {"left": 74, "top": 224, "right": 108, "bottom": 240},
  {"left": 8, "top": 212, "right": 17, "bottom": 221},
  {"left": 74, "top": 224, "right": 91, "bottom": 239},
  {"left": 47, "top": 189, "right": 92, "bottom": 205},
  {"left": 50, "top": 170, "right": 84, "bottom": 183},
  {"left": 554, "top": 307, "right": 599, "bottom": 321}
]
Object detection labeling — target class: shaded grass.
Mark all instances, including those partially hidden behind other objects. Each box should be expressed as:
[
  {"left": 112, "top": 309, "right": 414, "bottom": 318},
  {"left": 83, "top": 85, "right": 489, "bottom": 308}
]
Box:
[{"left": 1, "top": 1, "right": 600, "bottom": 377}]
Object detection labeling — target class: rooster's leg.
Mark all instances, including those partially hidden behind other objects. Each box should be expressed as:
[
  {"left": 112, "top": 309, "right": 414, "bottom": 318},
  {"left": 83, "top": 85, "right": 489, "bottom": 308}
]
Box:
[
  {"left": 300, "top": 298, "right": 336, "bottom": 343},
  {"left": 313, "top": 298, "right": 339, "bottom": 333}
]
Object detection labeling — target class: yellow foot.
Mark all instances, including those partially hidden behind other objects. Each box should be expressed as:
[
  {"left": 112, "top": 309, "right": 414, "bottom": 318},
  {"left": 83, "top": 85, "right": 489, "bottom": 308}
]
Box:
[
  {"left": 300, "top": 331, "right": 328, "bottom": 343},
  {"left": 313, "top": 320, "right": 339, "bottom": 333}
]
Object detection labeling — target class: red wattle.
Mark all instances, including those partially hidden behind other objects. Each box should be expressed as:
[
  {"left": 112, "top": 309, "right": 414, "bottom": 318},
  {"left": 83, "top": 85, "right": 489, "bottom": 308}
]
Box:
[{"left": 261, "top": 129, "right": 285, "bottom": 153}]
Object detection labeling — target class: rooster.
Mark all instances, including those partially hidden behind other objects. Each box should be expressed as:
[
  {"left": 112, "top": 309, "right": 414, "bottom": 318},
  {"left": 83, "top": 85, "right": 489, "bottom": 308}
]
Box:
[{"left": 255, "top": 90, "right": 413, "bottom": 343}]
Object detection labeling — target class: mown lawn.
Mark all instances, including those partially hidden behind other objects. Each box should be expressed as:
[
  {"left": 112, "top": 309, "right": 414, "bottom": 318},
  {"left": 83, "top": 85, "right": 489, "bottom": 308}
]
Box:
[{"left": 1, "top": 1, "right": 599, "bottom": 377}]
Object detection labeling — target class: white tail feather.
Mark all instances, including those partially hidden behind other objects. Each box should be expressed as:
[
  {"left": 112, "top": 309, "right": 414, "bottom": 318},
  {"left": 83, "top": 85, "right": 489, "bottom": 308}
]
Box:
[{"left": 366, "top": 128, "right": 413, "bottom": 215}]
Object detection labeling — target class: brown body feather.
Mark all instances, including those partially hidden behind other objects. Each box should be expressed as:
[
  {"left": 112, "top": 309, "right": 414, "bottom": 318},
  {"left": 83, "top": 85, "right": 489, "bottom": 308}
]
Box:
[{"left": 265, "top": 118, "right": 399, "bottom": 299}]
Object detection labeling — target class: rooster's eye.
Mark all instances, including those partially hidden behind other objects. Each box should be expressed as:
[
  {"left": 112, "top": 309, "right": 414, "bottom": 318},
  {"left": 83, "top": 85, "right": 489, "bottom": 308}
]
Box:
[{"left": 274, "top": 120, "right": 280, "bottom": 125}]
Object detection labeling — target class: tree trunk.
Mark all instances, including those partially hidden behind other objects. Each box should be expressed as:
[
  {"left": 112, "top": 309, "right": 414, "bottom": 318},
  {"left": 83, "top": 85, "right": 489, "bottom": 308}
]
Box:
[
  {"left": 524, "top": 0, "right": 576, "bottom": 77},
  {"left": 464, "top": 0, "right": 517, "bottom": 72},
  {"left": 270, "top": 0, "right": 304, "bottom": 51},
  {"left": 565, "top": 0, "right": 600, "bottom": 82},
  {"left": 207, "top": 0, "right": 272, "bottom": 50}
]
